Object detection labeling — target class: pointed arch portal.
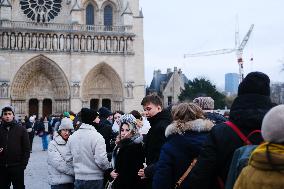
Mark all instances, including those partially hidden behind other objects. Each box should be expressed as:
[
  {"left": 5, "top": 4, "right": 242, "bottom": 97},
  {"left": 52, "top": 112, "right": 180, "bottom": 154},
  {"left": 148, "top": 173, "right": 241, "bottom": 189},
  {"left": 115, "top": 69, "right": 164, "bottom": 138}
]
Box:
[
  {"left": 82, "top": 63, "right": 123, "bottom": 111},
  {"left": 10, "top": 55, "right": 70, "bottom": 117}
]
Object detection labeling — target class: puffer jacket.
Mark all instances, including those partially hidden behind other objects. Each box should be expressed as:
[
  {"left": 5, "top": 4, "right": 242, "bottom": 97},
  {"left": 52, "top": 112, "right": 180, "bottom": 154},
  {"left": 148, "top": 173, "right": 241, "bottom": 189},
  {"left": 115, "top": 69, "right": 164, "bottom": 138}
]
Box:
[
  {"left": 66, "top": 123, "right": 111, "bottom": 180},
  {"left": 234, "top": 142, "right": 284, "bottom": 189},
  {"left": 47, "top": 134, "right": 74, "bottom": 185},
  {"left": 153, "top": 119, "right": 214, "bottom": 189}
]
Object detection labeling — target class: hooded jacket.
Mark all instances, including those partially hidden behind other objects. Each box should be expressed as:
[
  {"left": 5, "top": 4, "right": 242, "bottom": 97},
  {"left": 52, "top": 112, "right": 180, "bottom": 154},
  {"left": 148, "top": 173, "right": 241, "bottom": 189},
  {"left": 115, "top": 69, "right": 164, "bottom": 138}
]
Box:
[
  {"left": 234, "top": 142, "right": 284, "bottom": 189},
  {"left": 144, "top": 109, "right": 172, "bottom": 178},
  {"left": 187, "top": 94, "right": 274, "bottom": 189},
  {"left": 153, "top": 119, "right": 214, "bottom": 189},
  {"left": 66, "top": 123, "right": 110, "bottom": 180},
  {"left": 47, "top": 134, "right": 74, "bottom": 185},
  {"left": 0, "top": 120, "right": 30, "bottom": 168}
]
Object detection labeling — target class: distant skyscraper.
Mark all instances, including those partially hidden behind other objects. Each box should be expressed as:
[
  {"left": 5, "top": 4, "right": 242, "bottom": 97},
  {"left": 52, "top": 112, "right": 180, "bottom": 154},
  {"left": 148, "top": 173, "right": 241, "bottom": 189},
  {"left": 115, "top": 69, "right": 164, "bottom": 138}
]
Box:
[{"left": 225, "top": 73, "right": 239, "bottom": 95}]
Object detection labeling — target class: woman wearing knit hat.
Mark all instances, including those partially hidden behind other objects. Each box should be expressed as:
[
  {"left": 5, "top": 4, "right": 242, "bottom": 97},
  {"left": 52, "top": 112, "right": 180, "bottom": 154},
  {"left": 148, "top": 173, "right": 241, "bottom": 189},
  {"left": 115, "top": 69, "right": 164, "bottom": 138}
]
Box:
[
  {"left": 107, "top": 114, "right": 145, "bottom": 189},
  {"left": 153, "top": 103, "right": 214, "bottom": 189},
  {"left": 233, "top": 105, "right": 284, "bottom": 189},
  {"left": 47, "top": 117, "right": 74, "bottom": 189},
  {"left": 193, "top": 97, "right": 227, "bottom": 124}
]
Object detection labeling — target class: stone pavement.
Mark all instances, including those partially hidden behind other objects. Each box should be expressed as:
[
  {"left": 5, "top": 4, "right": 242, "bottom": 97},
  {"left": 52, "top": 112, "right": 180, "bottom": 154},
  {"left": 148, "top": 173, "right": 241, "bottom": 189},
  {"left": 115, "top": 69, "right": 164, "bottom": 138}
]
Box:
[{"left": 24, "top": 136, "right": 50, "bottom": 189}]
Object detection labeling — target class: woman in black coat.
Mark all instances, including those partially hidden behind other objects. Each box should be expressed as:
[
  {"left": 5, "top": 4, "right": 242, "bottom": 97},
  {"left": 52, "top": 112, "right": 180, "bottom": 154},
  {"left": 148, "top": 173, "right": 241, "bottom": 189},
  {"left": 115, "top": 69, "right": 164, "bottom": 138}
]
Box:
[{"left": 109, "top": 114, "right": 145, "bottom": 189}]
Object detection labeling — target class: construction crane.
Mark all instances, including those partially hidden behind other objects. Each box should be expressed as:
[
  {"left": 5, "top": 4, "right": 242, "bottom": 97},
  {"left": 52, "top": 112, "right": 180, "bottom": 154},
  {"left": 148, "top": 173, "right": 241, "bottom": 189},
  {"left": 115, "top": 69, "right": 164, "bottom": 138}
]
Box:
[{"left": 184, "top": 24, "right": 254, "bottom": 82}]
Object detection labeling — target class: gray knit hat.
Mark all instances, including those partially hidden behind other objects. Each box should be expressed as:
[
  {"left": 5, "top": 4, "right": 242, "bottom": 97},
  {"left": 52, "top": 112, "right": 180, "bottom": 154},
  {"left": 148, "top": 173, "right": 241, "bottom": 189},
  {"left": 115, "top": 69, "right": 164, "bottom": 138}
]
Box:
[
  {"left": 58, "top": 118, "right": 74, "bottom": 131},
  {"left": 261, "top": 105, "right": 284, "bottom": 143},
  {"left": 193, "top": 97, "right": 214, "bottom": 110}
]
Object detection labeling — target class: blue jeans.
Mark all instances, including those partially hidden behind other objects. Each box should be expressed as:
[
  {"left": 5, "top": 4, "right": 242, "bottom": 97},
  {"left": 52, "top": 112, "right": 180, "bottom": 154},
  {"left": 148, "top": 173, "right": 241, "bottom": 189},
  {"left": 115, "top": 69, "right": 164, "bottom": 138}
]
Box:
[
  {"left": 41, "top": 134, "right": 48, "bottom": 150},
  {"left": 74, "top": 180, "right": 103, "bottom": 189},
  {"left": 51, "top": 183, "right": 74, "bottom": 189}
]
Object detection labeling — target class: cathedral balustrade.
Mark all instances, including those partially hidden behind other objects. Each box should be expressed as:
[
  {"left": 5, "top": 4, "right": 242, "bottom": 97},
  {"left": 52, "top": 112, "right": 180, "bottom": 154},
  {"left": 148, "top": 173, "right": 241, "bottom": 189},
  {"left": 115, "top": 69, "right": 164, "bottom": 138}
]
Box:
[
  {"left": 0, "top": 20, "right": 132, "bottom": 33},
  {"left": 0, "top": 20, "right": 134, "bottom": 54}
]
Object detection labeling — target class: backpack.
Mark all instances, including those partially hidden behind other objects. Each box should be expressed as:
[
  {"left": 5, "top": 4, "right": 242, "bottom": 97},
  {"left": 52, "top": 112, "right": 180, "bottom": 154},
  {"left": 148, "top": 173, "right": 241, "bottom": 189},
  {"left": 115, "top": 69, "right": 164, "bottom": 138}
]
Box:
[{"left": 224, "top": 121, "right": 260, "bottom": 189}]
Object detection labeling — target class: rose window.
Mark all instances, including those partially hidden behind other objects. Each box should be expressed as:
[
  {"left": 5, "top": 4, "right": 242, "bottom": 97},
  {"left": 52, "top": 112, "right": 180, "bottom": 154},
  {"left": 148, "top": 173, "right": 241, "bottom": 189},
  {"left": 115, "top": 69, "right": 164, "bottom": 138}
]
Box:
[{"left": 20, "top": 0, "right": 62, "bottom": 23}]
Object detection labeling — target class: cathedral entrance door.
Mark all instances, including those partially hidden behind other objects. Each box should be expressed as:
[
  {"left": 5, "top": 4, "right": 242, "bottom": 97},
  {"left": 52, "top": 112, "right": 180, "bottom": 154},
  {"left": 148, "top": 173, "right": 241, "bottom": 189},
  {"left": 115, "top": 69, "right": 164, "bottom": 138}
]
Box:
[
  {"left": 90, "top": 99, "right": 99, "bottom": 111},
  {"left": 29, "top": 99, "right": 39, "bottom": 117},
  {"left": 102, "top": 99, "right": 111, "bottom": 110},
  {"left": 43, "top": 99, "right": 52, "bottom": 117}
]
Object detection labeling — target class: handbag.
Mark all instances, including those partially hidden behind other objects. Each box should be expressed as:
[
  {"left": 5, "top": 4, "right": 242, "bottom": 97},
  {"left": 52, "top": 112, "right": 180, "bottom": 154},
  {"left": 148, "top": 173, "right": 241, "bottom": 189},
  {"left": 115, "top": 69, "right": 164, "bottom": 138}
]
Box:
[
  {"left": 105, "top": 180, "right": 114, "bottom": 189},
  {"left": 175, "top": 158, "right": 197, "bottom": 189},
  {"left": 38, "top": 131, "right": 44, "bottom": 137}
]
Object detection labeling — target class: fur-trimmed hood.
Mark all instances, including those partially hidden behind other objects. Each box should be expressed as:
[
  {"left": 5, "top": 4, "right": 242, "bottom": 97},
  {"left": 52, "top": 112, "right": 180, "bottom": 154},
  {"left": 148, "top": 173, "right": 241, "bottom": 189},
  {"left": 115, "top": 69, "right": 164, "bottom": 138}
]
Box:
[{"left": 165, "top": 119, "right": 214, "bottom": 138}]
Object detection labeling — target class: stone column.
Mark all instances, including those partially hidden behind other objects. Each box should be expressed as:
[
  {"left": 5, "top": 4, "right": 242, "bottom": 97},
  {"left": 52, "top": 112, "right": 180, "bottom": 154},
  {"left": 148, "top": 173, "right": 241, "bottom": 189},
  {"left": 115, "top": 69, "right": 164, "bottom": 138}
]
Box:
[
  {"left": 26, "top": 100, "right": 29, "bottom": 116},
  {"left": 52, "top": 99, "right": 56, "bottom": 115},
  {"left": 99, "top": 98, "right": 102, "bottom": 108},
  {"left": 39, "top": 99, "right": 43, "bottom": 118}
]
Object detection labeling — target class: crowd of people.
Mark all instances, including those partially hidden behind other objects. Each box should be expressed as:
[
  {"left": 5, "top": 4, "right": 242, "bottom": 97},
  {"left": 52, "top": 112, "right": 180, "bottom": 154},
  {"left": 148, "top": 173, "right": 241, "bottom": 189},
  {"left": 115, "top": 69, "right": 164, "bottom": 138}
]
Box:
[{"left": 0, "top": 71, "right": 284, "bottom": 189}]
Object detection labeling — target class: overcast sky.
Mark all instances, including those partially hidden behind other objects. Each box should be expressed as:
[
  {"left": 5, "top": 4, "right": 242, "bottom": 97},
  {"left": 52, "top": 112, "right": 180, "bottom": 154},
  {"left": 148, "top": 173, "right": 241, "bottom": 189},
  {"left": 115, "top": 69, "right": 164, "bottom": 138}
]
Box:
[{"left": 140, "top": 0, "right": 284, "bottom": 90}]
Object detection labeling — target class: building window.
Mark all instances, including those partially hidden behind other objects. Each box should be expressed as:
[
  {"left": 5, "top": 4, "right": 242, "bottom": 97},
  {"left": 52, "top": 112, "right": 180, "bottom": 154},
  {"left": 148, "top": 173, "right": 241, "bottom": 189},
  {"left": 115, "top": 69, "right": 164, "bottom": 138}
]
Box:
[
  {"left": 86, "top": 3, "right": 94, "bottom": 25},
  {"left": 104, "top": 5, "right": 113, "bottom": 26},
  {"left": 168, "top": 96, "right": 172, "bottom": 106},
  {"left": 20, "top": 0, "right": 62, "bottom": 23}
]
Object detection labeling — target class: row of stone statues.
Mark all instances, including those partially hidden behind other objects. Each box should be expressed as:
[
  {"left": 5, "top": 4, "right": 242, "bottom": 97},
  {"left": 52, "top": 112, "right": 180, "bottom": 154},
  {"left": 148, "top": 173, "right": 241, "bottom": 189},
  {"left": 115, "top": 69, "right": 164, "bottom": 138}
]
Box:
[
  {"left": 54, "top": 100, "right": 70, "bottom": 114},
  {"left": 0, "top": 32, "right": 134, "bottom": 53},
  {"left": 11, "top": 100, "right": 25, "bottom": 115},
  {"left": 11, "top": 99, "right": 70, "bottom": 115}
]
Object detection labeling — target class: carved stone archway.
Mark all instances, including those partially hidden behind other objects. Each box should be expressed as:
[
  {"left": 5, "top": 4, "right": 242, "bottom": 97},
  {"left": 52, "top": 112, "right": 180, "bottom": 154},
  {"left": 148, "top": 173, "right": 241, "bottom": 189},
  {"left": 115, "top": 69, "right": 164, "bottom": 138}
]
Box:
[
  {"left": 10, "top": 55, "right": 70, "bottom": 117},
  {"left": 82, "top": 63, "right": 123, "bottom": 111}
]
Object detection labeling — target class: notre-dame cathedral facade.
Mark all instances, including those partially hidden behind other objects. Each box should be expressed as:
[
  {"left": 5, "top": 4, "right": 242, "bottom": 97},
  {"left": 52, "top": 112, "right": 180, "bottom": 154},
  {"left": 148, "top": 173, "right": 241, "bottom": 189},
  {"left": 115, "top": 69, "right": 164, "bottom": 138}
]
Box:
[{"left": 0, "top": 0, "right": 145, "bottom": 118}]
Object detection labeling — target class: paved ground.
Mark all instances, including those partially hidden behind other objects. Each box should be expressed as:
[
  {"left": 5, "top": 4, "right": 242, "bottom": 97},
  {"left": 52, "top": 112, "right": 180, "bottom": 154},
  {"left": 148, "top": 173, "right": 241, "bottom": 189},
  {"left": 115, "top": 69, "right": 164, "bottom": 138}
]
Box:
[{"left": 24, "top": 136, "right": 50, "bottom": 189}]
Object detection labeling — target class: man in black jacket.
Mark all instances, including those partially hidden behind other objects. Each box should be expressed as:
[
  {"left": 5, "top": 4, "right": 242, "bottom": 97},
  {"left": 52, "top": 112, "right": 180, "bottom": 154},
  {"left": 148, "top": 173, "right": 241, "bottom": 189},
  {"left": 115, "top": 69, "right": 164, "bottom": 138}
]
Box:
[
  {"left": 187, "top": 72, "right": 275, "bottom": 189},
  {"left": 97, "top": 107, "right": 114, "bottom": 158},
  {"left": 0, "top": 106, "right": 30, "bottom": 189},
  {"left": 138, "top": 94, "right": 172, "bottom": 189}
]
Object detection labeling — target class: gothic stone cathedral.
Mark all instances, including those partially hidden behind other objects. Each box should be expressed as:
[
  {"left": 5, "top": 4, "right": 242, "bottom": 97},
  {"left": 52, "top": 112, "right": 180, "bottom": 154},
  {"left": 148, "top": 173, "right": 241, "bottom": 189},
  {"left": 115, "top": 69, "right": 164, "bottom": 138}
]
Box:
[{"left": 0, "top": 0, "right": 145, "bottom": 118}]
